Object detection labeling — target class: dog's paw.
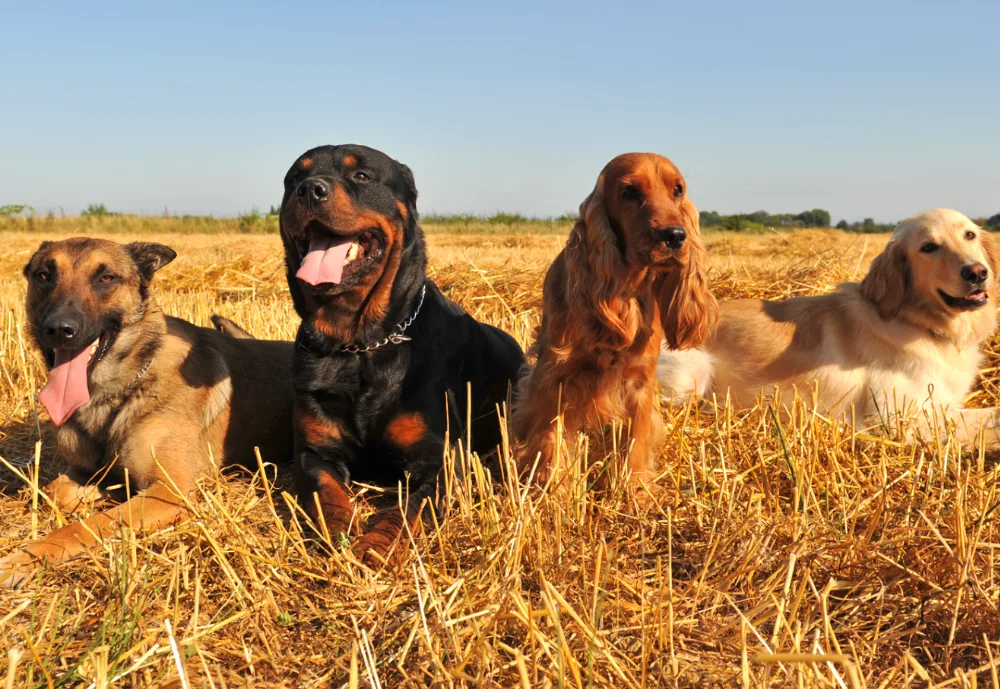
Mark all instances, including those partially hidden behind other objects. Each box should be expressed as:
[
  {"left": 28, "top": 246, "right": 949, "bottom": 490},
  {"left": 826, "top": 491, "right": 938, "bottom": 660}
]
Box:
[
  {"left": 0, "top": 550, "right": 41, "bottom": 589},
  {"left": 352, "top": 532, "right": 406, "bottom": 570}
]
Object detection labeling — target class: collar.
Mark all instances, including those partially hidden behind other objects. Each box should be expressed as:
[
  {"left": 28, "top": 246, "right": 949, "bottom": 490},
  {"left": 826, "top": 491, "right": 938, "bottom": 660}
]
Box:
[
  {"left": 338, "top": 284, "right": 427, "bottom": 354},
  {"left": 92, "top": 356, "right": 155, "bottom": 405}
]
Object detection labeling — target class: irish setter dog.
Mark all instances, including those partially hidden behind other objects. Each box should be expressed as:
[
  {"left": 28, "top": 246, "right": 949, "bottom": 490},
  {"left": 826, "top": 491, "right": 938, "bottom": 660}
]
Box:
[{"left": 512, "top": 153, "right": 718, "bottom": 487}]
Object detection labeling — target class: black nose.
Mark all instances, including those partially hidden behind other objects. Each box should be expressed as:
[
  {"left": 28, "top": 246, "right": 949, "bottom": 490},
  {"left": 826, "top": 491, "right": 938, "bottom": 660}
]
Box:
[
  {"left": 296, "top": 178, "right": 331, "bottom": 205},
  {"left": 961, "top": 262, "right": 989, "bottom": 285},
  {"left": 654, "top": 226, "right": 687, "bottom": 250},
  {"left": 42, "top": 313, "right": 82, "bottom": 346}
]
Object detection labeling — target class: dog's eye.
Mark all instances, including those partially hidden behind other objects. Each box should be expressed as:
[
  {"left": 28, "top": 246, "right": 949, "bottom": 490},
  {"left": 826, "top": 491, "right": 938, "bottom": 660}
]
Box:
[
  {"left": 36, "top": 270, "right": 50, "bottom": 282},
  {"left": 621, "top": 185, "right": 642, "bottom": 202},
  {"left": 966, "top": 230, "right": 977, "bottom": 241},
  {"left": 920, "top": 242, "right": 939, "bottom": 253},
  {"left": 673, "top": 184, "right": 684, "bottom": 199},
  {"left": 353, "top": 171, "right": 370, "bottom": 183},
  {"left": 99, "top": 274, "right": 116, "bottom": 284}
]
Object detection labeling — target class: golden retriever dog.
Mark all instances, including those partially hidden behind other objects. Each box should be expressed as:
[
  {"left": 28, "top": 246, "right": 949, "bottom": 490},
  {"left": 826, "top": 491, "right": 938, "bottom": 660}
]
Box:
[
  {"left": 658, "top": 208, "right": 1000, "bottom": 443},
  {"left": 513, "top": 153, "right": 718, "bottom": 486}
]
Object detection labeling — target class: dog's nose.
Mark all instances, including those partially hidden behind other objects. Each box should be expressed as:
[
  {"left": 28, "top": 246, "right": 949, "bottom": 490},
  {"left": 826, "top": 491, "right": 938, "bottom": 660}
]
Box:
[
  {"left": 654, "top": 226, "right": 687, "bottom": 250},
  {"left": 42, "top": 313, "right": 82, "bottom": 346},
  {"left": 296, "top": 178, "right": 332, "bottom": 205},
  {"left": 961, "top": 262, "right": 989, "bottom": 285}
]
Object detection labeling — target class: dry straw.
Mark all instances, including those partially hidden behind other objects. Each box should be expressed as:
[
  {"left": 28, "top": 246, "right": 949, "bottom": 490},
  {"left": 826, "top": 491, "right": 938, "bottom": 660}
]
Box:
[{"left": 2, "top": 228, "right": 1000, "bottom": 687}]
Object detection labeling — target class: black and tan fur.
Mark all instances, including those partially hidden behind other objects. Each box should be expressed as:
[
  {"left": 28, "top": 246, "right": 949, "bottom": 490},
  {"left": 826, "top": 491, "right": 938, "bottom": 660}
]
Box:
[{"left": 0, "top": 238, "right": 294, "bottom": 587}]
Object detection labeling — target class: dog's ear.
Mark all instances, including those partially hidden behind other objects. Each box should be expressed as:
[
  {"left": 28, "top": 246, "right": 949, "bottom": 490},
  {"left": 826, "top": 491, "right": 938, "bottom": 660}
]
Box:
[
  {"left": 861, "top": 239, "right": 908, "bottom": 320},
  {"left": 126, "top": 242, "right": 177, "bottom": 281},
  {"left": 980, "top": 229, "right": 1000, "bottom": 285},
  {"left": 573, "top": 175, "right": 626, "bottom": 283},
  {"left": 22, "top": 241, "right": 51, "bottom": 278},
  {"left": 656, "top": 201, "right": 718, "bottom": 349},
  {"left": 398, "top": 163, "right": 418, "bottom": 206},
  {"left": 564, "top": 176, "right": 638, "bottom": 346}
]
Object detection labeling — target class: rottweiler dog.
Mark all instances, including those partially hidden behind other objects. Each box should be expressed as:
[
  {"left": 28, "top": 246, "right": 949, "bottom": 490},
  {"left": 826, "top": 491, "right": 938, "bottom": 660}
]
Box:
[
  {"left": 280, "top": 144, "right": 525, "bottom": 565},
  {"left": 0, "top": 238, "right": 294, "bottom": 587}
]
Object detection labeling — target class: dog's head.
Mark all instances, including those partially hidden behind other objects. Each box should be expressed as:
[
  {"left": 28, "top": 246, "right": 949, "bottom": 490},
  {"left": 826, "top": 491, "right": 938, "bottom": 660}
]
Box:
[
  {"left": 579, "top": 152, "right": 701, "bottom": 272},
  {"left": 279, "top": 144, "right": 422, "bottom": 330},
  {"left": 568, "top": 153, "right": 716, "bottom": 349},
  {"left": 23, "top": 237, "right": 175, "bottom": 424},
  {"left": 861, "top": 208, "right": 999, "bottom": 337}
]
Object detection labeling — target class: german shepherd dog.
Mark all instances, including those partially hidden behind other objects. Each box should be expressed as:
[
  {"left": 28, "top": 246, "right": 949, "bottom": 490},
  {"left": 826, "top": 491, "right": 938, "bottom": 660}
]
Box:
[
  {"left": 281, "top": 144, "right": 525, "bottom": 566},
  {"left": 0, "top": 238, "right": 294, "bottom": 587}
]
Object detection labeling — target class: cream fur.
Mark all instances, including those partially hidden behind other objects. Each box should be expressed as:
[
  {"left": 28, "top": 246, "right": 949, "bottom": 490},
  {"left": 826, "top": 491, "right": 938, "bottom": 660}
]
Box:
[{"left": 658, "top": 208, "right": 1000, "bottom": 443}]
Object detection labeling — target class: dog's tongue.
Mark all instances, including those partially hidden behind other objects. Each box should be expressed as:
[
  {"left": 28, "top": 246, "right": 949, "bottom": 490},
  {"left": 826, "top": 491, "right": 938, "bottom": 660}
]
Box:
[
  {"left": 38, "top": 346, "right": 92, "bottom": 426},
  {"left": 296, "top": 235, "right": 354, "bottom": 285}
]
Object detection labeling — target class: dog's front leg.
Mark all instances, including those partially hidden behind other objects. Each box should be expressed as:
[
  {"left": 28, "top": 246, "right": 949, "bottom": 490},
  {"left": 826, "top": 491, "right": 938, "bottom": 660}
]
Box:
[
  {"left": 0, "top": 481, "right": 188, "bottom": 588},
  {"left": 352, "top": 413, "right": 445, "bottom": 568},
  {"left": 43, "top": 470, "right": 108, "bottom": 516},
  {"left": 948, "top": 407, "right": 1000, "bottom": 447}
]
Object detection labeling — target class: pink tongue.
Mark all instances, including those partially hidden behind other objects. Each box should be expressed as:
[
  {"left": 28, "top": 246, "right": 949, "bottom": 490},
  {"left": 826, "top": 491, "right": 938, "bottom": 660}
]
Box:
[
  {"left": 38, "top": 346, "right": 93, "bottom": 426},
  {"left": 296, "top": 235, "right": 355, "bottom": 285}
]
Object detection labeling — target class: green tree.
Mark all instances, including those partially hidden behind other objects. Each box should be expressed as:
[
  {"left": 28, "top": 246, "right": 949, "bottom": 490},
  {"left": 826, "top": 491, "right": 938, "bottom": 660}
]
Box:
[
  {"left": 723, "top": 214, "right": 746, "bottom": 232},
  {"left": 699, "top": 211, "right": 723, "bottom": 228},
  {"left": 81, "top": 203, "right": 112, "bottom": 218},
  {"left": 795, "top": 209, "right": 831, "bottom": 228},
  {"left": 836, "top": 220, "right": 849, "bottom": 230},
  {"left": 987, "top": 213, "right": 1000, "bottom": 228}
]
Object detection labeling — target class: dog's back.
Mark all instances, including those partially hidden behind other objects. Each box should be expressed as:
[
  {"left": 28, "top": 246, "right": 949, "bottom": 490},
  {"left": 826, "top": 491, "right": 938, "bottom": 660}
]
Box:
[
  {"left": 658, "top": 285, "right": 984, "bottom": 419},
  {"left": 166, "top": 317, "right": 295, "bottom": 468}
]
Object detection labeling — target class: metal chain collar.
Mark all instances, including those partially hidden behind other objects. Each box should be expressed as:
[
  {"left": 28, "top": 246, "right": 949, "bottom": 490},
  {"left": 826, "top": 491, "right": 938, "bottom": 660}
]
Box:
[
  {"left": 338, "top": 284, "right": 426, "bottom": 354},
  {"left": 92, "top": 356, "right": 155, "bottom": 405}
]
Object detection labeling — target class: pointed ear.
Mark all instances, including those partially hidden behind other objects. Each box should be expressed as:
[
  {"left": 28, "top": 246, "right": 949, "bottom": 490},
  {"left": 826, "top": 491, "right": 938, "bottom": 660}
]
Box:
[
  {"left": 980, "top": 229, "right": 1000, "bottom": 283},
  {"left": 861, "top": 239, "right": 908, "bottom": 320},
  {"left": 656, "top": 203, "right": 718, "bottom": 349},
  {"left": 126, "top": 242, "right": 176, "bottom": 281},
  {"left": 23, "top": 241, "right": 51, "bottom": 278}
]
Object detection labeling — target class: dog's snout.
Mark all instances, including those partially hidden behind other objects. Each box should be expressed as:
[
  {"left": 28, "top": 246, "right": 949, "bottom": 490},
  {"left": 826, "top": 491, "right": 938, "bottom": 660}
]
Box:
[
  {"left": 654, "top": 226, "right": 687, "bottom": 250},
  {"left": 961, "top": 262, "right": 989, "bottom": 285},
  {"left": 296, "top": 178, "right": 332, "bottom": 205},
  {"left": 42, "top": 313, "right": 82, "bottom": 346}
]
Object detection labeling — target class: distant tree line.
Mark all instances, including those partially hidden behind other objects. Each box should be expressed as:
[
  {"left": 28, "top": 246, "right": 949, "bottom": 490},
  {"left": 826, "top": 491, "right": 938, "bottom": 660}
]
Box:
[
  {"left": 701, "top": 210, "right": 1000, "bottom": 233},
  {"left": 699, "top": 209, "right": 831, "bottom": 231}
]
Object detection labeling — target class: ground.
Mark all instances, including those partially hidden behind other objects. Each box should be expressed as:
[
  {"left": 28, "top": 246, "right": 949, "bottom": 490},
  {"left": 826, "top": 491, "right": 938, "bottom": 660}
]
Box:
[{"left": 2, "top": 228, "right": 1000, "bottom": 688}]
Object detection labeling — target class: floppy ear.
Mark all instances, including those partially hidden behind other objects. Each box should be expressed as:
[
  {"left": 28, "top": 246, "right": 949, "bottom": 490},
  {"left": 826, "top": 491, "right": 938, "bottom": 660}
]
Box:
[
  {"left": 860, "top": 239, "right": 908, "bottom": 320},
  {"left": 398, "top": 163, "right": 418, "bottom": 205},
  {"left": 655, "top": 202, "right": 718, "bottom": 349},
  {"left": 565, "top": 176, "right": 636, "bottom": 346},
  {"left": 980, "top": 229, "right": 1000, "bottom": 286},
  {"left": 126, "top": 242, "right": 177, "bottom": 282},
  {"left": 22, "top": 241, "right": 51, "bottom": 278}
]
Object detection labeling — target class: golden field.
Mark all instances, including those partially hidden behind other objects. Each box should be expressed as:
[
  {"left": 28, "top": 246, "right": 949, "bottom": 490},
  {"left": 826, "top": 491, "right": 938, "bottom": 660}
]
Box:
[{"left": 4, "top": 227, "right": 1000, "bottom": 687}]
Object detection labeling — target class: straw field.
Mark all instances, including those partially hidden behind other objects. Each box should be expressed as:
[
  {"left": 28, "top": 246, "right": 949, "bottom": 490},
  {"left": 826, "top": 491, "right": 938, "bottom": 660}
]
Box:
[{"left": 3, "top": 227, "right": 1000, "bottom": 687}]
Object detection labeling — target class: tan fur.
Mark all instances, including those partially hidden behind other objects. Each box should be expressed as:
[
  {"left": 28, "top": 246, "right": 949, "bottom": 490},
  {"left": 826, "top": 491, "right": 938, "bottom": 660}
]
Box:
[
  {"left": 513, "top": 153, "right": 718, "bottom": 487},
  {"left": 0, "top": 238, "right": 295, "bottom": 588},
  {"left": 211, "top": 314, "right": 255, "bottom": 339},
  {"left": 659, "top": 209, "right": 1000, "bottom": 442}
]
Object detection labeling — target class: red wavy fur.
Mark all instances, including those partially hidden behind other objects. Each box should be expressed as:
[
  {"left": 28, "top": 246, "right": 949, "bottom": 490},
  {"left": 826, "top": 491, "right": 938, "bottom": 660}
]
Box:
[{"left": 512, "top": 153, "right": 718, "bottom": 485}]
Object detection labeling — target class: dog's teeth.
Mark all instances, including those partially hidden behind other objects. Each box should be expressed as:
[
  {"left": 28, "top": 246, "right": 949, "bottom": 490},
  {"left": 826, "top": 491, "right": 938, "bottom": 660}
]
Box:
[
  {"left": 346, "top": 242, "right": 360, "bottom": 262},
  {"left": 90, "top": 342, "right": 97, "bottom": 354}
]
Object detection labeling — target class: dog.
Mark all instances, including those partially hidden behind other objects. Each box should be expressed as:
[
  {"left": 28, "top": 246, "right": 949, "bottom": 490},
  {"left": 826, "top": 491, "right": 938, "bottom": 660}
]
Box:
[
  {"left": 511, "top": 153, "right": 718, "bottom": 487},
  {"left": 279, "top": 144, "right": 525, "bottom": 566},
  {"left": 658, "top": 208, "right": 1000, "bottom": 443},
  {"left": 0, "top": 238, "right": 295, "bottom": 587}
]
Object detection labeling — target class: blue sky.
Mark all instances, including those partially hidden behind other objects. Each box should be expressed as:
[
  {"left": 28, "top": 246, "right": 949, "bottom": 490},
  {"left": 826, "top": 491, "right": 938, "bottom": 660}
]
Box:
[{"left": 2, "top": 1, "right": 997, "bottom": 222}]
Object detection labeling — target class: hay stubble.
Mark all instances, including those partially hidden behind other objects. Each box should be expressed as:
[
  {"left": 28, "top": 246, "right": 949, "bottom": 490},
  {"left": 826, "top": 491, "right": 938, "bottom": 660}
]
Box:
[{"left": 2, "top": 229, "right": 1000, "bottom": 687}]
